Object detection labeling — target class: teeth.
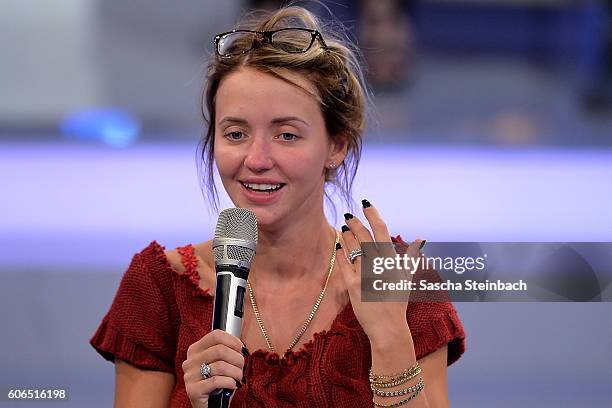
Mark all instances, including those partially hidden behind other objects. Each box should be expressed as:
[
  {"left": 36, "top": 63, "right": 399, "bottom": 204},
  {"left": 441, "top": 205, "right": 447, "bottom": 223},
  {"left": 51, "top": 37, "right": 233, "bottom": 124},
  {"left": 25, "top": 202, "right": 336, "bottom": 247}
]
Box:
[{"left": 243, "top": 182, "right": 282, "bottom": 192}]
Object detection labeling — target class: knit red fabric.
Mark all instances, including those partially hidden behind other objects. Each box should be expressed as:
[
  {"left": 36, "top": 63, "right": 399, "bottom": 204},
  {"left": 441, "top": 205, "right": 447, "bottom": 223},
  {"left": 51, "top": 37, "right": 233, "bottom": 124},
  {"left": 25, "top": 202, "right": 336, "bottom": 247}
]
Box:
[{"left": 90, "top": 239, "right": 466, "bottom": 407}]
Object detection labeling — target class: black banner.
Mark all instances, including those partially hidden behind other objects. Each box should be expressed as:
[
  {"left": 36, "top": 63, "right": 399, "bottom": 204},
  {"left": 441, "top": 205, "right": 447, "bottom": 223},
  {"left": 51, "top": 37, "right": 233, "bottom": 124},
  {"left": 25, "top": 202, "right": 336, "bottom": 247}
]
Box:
[{"left": 360, "top": 242, "right": 612, "bottom": 302}]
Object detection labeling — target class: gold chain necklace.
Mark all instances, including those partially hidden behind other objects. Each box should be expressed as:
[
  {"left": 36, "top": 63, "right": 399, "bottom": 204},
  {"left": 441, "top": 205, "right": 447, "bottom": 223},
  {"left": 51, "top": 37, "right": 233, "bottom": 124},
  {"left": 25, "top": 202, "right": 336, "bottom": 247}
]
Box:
[{"left": 246, "top": 230, "right": 340, "bottom": 353}]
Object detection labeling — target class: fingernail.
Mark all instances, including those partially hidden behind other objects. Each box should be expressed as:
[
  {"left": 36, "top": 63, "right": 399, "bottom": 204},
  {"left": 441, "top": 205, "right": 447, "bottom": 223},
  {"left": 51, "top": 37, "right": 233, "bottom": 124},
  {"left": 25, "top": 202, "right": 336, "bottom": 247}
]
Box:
[
  {"left": 343, "top": 212, "right": 353, "bottom": 220},
  {"left": 361, "top": 199, "right": 371, "bottom": 208},
  {"left": 236, "top": 379, "right": 242, "bottom": 388},
  {"left": 341, "top": 225, "right": 350, "bottom": 233},
  {"left": 241, "top": 346, "right": 249, "bottom": 357},
  {"left": 335, "top": 242, "right": 342, "bottom": 250},
  {"left": 419, "top": 240, "right": 427, "bottom": 250}
]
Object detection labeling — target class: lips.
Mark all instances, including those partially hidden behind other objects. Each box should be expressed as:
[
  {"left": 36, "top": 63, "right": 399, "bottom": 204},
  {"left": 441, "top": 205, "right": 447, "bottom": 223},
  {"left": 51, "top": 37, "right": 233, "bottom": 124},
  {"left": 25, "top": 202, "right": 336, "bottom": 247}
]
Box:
[
  {"left": 239, "top": 180, "right": 286, "bottom": 203},
  {"left": 240, "top": 181, "right": 285, "bottom": 193}
]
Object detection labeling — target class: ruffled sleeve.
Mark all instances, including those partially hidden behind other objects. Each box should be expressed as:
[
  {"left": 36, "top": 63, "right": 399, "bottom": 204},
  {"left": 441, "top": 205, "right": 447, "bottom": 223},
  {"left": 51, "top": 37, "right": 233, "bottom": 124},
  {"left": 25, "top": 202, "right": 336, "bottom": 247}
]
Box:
[
  {"left": 406, "top": 301, "right": 465, "bottom": 365},
  {"left": 90, "top": 242, "right": 177, "bottom": 373},
  {"left": 392, "top": 235, "right": 466, "bottom": 365}
]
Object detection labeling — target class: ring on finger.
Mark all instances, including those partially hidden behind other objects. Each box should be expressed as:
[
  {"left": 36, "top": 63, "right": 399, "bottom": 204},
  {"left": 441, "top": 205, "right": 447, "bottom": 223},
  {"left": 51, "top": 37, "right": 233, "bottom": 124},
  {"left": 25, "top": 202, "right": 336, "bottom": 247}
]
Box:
[
  {"left": 200, "top": 362, "right": 212, "bottom": 379},
  {"left": 349, "top": 248, "right": 364, "bottom": 264}
]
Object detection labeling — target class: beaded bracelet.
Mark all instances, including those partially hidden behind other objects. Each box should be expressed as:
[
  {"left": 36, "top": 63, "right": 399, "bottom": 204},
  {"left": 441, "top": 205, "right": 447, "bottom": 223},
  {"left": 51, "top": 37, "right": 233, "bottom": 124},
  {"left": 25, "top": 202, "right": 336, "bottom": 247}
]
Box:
[
  {"left": 370, "top": 366, "right": 421, "bottom": 388},
  {"left": 372, "top": 380, "right": 425, "bottom": 407},
  {"left": 371, "top": 377, "right": 424, "bottom": 397}
]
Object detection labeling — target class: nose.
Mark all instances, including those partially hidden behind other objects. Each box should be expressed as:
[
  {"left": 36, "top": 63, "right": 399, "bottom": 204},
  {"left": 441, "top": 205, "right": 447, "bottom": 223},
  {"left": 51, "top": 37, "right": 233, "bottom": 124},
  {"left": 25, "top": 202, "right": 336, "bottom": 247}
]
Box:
[{"left": 244, "top": 135, "right": 274, "bottom": 173}]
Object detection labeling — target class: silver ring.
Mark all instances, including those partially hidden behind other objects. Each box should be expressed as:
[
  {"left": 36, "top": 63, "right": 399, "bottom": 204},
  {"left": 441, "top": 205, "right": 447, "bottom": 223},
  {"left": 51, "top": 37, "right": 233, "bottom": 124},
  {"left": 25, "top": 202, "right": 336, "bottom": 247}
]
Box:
[
  {"left": 349, "top": 248, "right": 364, "bottom": 264},
  {"left": 200, "top": 362, "right": 212, "bottom": 379}
]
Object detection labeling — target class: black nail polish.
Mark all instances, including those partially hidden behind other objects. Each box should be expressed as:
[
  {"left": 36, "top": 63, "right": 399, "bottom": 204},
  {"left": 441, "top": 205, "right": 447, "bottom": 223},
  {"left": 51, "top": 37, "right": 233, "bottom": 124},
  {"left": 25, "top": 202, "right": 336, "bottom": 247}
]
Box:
[
  {"left": 341, "top": 225, "right": 350, "bottom": 233},
  {"left": 335, "top": 242, "right": 342, "bottom": 250},
  {"left": 343, "top": 212, "right": 353, "bottom": 220},
  {"left": 361, "top": 199, "right": 371, "bottom": 208},
  {"left": 236, "top": 379, "right": 242, "bottom": 388},
  {"left": 419, "top": 240, "right": 427, "bottom": 250},
  {"left": 241, "top": 346, "right": 249, "bottom": 357}
]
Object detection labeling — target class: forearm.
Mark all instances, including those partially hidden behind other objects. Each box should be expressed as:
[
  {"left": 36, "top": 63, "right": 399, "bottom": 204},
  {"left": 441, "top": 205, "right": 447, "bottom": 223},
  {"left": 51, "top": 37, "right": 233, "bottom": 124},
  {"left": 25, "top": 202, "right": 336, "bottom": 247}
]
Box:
[
  {"left": 370, "top": 326, "right": 430, "bottom": 408},
  {"left": 115, "top": 359, "right": 175, "bottom": 408}
]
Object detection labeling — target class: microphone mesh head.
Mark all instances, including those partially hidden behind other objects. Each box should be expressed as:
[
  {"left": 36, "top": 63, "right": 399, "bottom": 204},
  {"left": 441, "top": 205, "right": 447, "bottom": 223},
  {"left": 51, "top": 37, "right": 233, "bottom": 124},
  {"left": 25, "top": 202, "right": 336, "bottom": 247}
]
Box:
[{"left": 214, "top": 208, "right": 258, "bottom": 265}]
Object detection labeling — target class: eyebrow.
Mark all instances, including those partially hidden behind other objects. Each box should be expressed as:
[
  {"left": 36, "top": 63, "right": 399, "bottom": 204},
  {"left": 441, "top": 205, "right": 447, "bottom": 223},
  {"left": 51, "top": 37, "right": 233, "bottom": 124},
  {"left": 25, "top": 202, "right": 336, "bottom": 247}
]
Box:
[
  {"left": 218, "top": 117, "right": 249, "bottom": 127},
  {"left": 271, "top": 116, "right": 310, "bottom": 127},
  {"left": 218, "top": 116, "right": 310, "bottom": 127}
]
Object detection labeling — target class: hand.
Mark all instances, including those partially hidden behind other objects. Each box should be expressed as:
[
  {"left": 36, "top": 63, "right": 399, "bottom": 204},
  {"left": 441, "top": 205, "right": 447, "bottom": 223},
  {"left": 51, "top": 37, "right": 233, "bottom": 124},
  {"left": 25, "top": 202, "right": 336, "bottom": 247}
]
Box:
[
  {"left": 182, "top": 329, "right": 245, "bottom": 408},
  {"left": 337, "top": 200, "right": 423, "bottom": 348}
]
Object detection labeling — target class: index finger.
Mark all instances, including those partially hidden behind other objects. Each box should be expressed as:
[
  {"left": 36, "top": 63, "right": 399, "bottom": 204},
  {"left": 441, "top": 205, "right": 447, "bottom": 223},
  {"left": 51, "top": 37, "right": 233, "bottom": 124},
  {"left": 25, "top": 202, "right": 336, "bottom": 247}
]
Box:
[{"left": 188, "top": 329, "right": 244, "bottom": 357}]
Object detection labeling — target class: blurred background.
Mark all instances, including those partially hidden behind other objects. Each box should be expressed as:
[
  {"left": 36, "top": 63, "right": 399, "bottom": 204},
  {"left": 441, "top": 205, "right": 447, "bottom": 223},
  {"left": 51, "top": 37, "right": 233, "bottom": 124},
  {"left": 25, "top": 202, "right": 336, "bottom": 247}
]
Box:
[{"left": 1, "top": 0, "right": 611, "bottom": 406}]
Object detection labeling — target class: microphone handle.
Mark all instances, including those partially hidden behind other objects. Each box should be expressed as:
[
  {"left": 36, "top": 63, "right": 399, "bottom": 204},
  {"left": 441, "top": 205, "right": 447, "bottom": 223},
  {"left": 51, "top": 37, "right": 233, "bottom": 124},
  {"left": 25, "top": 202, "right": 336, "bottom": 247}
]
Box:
[
  {"left": 208, "top": 391, "right": 232, "bottom": 408},
  {"left": 209, "top": 267, "right": 248, "bottom": 408}
]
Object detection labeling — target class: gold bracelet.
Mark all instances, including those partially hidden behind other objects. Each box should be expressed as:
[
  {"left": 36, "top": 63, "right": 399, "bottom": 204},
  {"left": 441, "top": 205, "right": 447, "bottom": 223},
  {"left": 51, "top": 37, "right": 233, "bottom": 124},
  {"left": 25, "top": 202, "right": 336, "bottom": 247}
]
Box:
[
  {"left": 372, "top": 380, "right": 425, "bottom": 407},
  {"left": 371, "top": 377, "right": 424, "bottom": 397},
  {"left": 369, "top": 363, "right": 421, "bottom": 383},
  {"left": 370, "top": 366, "right": 421, "bottom": 388}
]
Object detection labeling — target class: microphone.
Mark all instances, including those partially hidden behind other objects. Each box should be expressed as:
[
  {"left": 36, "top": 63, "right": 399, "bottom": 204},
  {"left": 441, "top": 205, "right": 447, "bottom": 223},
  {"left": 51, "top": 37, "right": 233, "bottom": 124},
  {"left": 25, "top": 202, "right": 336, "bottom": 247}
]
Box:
[{"left": 208, "top": 208, "right": 258, "bottom": 408}]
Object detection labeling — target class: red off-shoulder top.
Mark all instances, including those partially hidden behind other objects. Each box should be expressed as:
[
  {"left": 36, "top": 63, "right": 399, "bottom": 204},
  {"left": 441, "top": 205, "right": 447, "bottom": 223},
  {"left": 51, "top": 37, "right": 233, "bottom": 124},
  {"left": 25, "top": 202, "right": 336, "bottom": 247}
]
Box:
[{"left": 90, "top": 238, "right": 465, "bottom": 407}]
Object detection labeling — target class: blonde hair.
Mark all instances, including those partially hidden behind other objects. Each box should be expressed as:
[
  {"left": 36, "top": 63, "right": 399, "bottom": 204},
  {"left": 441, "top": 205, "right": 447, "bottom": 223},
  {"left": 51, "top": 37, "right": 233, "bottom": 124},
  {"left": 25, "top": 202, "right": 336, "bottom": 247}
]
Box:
[{"left": 198, "top": 5, "right": 371, "bottom": 210}]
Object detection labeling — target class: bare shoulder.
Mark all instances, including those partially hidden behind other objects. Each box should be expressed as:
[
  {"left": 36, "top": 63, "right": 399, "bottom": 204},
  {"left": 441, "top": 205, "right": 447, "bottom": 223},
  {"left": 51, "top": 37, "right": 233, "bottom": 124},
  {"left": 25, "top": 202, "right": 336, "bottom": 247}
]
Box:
[{"left": 164, "top": 240, "right": 216, "bottom": 292}]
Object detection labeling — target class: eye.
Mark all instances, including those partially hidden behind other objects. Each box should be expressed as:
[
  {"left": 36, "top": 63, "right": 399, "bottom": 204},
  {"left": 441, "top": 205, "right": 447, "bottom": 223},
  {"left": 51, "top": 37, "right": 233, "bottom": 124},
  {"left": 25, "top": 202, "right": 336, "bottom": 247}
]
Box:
[
  {"left": 276, "top": 132, "right": 298, "bottom": 141},
  {"left": 225, "top": 131, "right": 244, "bottom": 141}
]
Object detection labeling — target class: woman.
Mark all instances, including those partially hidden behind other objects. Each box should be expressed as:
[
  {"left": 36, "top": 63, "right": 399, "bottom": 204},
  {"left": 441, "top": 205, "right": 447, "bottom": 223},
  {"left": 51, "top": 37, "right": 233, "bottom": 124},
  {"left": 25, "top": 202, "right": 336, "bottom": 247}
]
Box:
[{"left": 91, "top": 6, "right": 465, "bottom": 407}]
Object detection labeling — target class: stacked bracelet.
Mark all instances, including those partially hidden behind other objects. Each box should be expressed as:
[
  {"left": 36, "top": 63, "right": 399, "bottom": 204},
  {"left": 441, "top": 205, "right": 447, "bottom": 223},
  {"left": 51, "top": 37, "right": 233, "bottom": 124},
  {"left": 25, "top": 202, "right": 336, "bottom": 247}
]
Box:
[
  {"left": 369, "top": 364, "right": 421, "bottom": 388},
  {"left": 369, "top": 363, "right": 425, "bottom": 406},
  {"left": 372, "top": 380, "right": 425, "bottom": 407},
  {"left": 372, "top": 377, "right": 424, "bottom": 397}
]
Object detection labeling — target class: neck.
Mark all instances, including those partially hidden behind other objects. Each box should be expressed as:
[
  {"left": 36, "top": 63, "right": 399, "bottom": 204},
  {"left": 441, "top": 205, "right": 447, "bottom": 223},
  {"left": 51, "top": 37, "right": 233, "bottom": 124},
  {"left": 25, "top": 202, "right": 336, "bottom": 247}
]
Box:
[{"left": 250, "top": 208, "right": 337, "bottom": 288}]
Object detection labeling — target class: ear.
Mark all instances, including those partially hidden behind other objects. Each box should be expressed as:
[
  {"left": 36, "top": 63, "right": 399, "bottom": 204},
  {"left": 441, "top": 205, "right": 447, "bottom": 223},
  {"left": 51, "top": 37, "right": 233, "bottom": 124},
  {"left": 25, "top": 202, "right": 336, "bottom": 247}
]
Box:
[{"left": 326, "top": 133, "right": 349, "bottom": 169}]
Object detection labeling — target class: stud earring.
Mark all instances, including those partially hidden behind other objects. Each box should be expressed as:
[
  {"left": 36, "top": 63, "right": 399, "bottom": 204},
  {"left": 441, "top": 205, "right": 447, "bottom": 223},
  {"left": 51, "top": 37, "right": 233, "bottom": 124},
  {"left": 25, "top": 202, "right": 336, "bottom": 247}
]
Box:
[{"left": 329, "top": 162, "right": 337, "bottom": 169}]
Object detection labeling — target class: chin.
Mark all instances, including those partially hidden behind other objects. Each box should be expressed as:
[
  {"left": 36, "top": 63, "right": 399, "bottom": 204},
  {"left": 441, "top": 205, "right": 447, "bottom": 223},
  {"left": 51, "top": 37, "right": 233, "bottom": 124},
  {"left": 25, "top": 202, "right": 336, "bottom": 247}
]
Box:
[
  {"left": 248, "top": 208, "right": 280, "bottom": 227},
  {"left": 239, "top": 205, "right": 287, "bottom": 231}
]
